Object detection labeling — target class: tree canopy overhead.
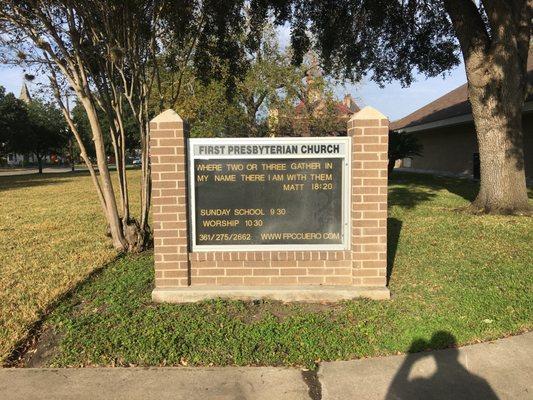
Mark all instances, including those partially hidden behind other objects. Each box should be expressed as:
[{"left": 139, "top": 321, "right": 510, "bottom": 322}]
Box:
[
  {"left": 258, "top": 0, "right": 531, "bottom": 213},
  {"left": 251, "top": 0, "right": 461, "bottom": 86}
]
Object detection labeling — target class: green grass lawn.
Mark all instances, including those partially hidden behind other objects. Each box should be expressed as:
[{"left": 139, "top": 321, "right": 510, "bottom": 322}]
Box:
[
  {"left": 19, "top": 172, "right": 531, "bottom": 368},
  {"left": 0, "top": 170, "right": 142, "bottom": 364}
]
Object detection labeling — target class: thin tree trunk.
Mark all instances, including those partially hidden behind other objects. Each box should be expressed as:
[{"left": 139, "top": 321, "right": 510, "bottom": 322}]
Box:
[
  {"left": 69, "top": 138, "right": 75, "bottom": 172},
  {"left": 139, "top": 117, "right": 151, "bottom": 234},
  {"left": 113, "top": 109, "right": 130, "bottom": 223},
  {"left": 109, "top": 125, "right": 126, "bottom": 217},
  {"left": 388, "top": 159, "right": 396, "bottom": 177},
  {"left": 81, "top": 97, "right": 128, "bottom": 251},
  {"left": 119, "top": 125, "right": 129, "bottom": 223},
  {"left": 37, "top": 155, "right": 43, "bottom": 174}
]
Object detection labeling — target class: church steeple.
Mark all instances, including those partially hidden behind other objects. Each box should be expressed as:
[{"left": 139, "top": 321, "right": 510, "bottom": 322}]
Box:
[
  {"left": 305, "top": 54, "right": 322, "bottom": 103},
  {"left": 19, "top": 82, "right": 32, "bottom": 103}
]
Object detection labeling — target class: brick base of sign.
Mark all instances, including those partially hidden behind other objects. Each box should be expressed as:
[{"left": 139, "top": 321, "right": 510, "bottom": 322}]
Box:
[
  {"left": 188, "top": 251, "right": 353, "bottom": 286},
  {"left": 152, "top": 285, "right": 390, "bottom": 303},
  {"left": 150, "top": 106, "right": 391, "bottom": 303}
]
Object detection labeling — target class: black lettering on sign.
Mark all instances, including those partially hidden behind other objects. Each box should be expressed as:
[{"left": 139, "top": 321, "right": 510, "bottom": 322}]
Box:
[{"left": 193, "top": 158, "right": 343, "bottom": 246}]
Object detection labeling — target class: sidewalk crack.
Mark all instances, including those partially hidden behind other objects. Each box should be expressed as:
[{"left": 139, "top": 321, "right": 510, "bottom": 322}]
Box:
[{"left": 302, "top": 368, "right": 322, "bottom": 400}]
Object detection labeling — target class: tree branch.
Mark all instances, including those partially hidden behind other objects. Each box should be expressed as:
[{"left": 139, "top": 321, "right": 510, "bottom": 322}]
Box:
[{"left": 443, "top": 0, "right": 492, "bottom": 87}]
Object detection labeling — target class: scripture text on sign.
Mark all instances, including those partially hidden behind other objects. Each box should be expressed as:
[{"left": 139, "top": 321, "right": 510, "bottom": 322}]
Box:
[{"left": 188, "top": 138, "right": 350, "bottom": 251}]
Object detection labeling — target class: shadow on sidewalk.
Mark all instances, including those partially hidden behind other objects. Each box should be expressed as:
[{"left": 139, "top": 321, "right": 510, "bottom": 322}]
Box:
[{"left": 385, "top": 331, "right": 499, "bottom": 400}]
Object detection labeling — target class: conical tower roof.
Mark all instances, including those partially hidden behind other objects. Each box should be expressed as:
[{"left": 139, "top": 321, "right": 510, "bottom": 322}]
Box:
[{"left": 19, "top": 82, "right": 32, "bottom": 103}]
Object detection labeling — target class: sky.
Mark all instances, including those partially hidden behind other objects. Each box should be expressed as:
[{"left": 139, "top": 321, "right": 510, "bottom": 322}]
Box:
[
  {"left": 338, "top": 66, "right": 466, "bottom": 121},
  {"left": 0, "top": 36, "right": 467, "bottom": 123}
]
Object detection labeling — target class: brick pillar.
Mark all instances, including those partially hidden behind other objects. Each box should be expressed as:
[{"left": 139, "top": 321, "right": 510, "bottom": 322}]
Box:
[
  {"left": 347, "top": 107, "right": 389, "bottom": 290},
  {"left": 150, "top": 109, "right": 190, "bottom": 287}
]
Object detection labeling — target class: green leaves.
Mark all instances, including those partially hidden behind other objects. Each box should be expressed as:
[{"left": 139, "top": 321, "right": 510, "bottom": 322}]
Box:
[
  {"left": 255, "top": 0, "right": 460, "bottom": 86},
  {"left": 0, "top": 89, "right": 68, "bottom": 160},
  {"left": 0, "top": 87, "right": 28, "bottom": 157},
  {"left": 389, "top": 131, "right": 423, "bottom": 161}
]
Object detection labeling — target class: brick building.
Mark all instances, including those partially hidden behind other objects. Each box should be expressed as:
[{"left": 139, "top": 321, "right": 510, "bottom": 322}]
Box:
[{"left": 269, "top": 62, "right": 361, "bottom": 137}]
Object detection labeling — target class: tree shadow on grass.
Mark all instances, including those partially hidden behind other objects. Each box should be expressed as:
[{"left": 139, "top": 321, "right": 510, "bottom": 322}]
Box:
[
  {"left": 390, "top": 172, "right": 478, "bottom": 205},
  {"left": 3, "top": 252, "right": 127, "bottom": 367},
  {"left": 0, "top": 171, "right": 91, "bottom": 193},
  {"left": 388, "top": 185, "right": 437, "bottom": 209},
  {"left": 385, "top": 331, "right": 499, "bottom": 400},
  {"left": 387, "top": 218, "right": 402, "bottom": 285}
]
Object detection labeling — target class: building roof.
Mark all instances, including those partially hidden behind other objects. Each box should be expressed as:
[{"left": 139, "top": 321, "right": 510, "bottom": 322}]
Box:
[
  {"left": 294, "top": 96, "right": 360, "bottom": 116},
  {"left": 391, "top": 50, "right": 533, "bottom": 131},
  {"left": 336, "top": 101, "right": 359, "bottom": 114}
]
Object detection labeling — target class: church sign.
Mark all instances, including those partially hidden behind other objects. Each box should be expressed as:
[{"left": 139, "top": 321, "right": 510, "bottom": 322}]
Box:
[
  {"left": 149, "top": 106, "right": 390, "bottom": 303},
  {"left": 188, "top": 138, "right": 351, "bottom": 251}
]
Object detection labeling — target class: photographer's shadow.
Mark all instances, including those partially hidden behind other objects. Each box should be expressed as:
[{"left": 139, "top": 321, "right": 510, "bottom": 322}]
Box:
[{"left": 385, "top": 331, "right": 498, "bottom": 400}]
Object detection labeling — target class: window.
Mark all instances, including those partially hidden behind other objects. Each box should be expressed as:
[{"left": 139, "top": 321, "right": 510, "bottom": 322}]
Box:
[{"left": 402, "top": 158, "right": 412, "bottom": 168}]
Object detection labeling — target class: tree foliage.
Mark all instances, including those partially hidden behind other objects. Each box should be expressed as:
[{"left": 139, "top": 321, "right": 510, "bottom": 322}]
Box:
[
  {"left": 71, "top": 102, "right": 139, "bottom": 159},
  {"left": 154, "top": 21, "right": 349, "bottom": 138},
  {"left": 176, "top": 71, "right": 249, "bottom": 137},
  {"left": 0, "top": 86, "right": 67, "bottom": 171},
  {"left": 252, "top": 0, "right": 460, "bottom": 85},
  {"left": 268, "top": 53, "right": 349, "bottom": 137},
  {"left": 23, "top": 100, "right": 68, "bottom": 173},
  {"left": 0, "top": 86, "right": 28, "bottom": 159},
  {"left": 259, "top": 0, "right": 532, "bottom": 213},
  {"left": 0, "top": 0, "right": 269, "bottom": 250},
  {"left": 234, "top": 24, "right": 293, "bottom": 136},
  {"left": 388, "top": 131, "right": 423, "bottom": 175}
]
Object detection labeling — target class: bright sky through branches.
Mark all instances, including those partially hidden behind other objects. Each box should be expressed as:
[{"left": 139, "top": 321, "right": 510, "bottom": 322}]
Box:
[{"left": 0, "top": 25, "right": 467, "bottom": 122}]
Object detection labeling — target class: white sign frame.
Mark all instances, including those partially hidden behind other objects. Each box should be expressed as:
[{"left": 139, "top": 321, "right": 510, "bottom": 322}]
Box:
[{"left": 188, "top": 137, "right": 351, "bottom": 252}]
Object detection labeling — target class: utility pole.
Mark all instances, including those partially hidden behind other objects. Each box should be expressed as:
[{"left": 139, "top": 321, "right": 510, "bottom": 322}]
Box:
[
  {"left": 66, "top": 95, "right": 75, "bottom": 172},
  {"left": 69, "top": 137, "right": 74, "bottom": 172}
]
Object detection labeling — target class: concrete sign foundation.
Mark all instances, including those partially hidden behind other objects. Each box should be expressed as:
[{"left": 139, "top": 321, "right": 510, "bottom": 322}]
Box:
[{"left": 149, "top": 106, "right": 390, "bottom": 302}]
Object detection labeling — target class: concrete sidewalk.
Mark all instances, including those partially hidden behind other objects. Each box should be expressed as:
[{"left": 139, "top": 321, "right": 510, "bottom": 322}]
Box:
[
  {"left": 0, "top": 332, "right": 531, "bottom": 400},
  {"left": 319, "top": 332, "right": 532, "bottom": 400},
  {"left": 0, "top": 367, "right": 310, "bottom": 400}
]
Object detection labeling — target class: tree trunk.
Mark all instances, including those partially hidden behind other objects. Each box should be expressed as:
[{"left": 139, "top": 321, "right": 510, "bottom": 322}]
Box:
[
  {"left": 468, "top": 81, "right": 529, "bottom": 213},
  {"left": 69, "top": 138, "right": 75, "bottom": 172},
  {"left": 388, "top": 159, "right": 396, "bottom": 177},
  {"left": 139, "top": 114, "right": 152, "bottom": 243},
  {"left": 443, "top": 0, "right": 531, "bottom": 214},
  {"left": 81, "top": 97, "right": 128, "bottom": 251},
  {"left": 37, "top": 155, "right": 43, "bottom": 174},
  {"left": 109, "top": 126, "right": 126, "bottom": 217}
]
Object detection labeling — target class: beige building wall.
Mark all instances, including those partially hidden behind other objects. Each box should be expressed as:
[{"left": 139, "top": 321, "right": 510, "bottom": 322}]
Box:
[{"left": 404, "top": 114, "right": 533, "bottom": 179}]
